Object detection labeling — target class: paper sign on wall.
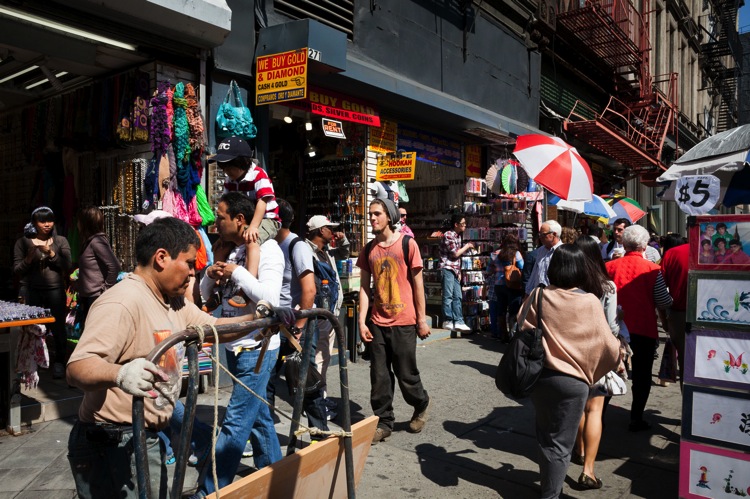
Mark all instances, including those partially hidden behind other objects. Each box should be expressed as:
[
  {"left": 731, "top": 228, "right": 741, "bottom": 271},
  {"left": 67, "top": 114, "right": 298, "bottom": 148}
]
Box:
[
  {"left": 676, "top": 175, "right": 720, "bottom": 215},
  {"left": 465, "top": 145, "right": 482, "bottom": 178},
  {"left": 322, "top": 118, "right": 346, "bottom": 139}
]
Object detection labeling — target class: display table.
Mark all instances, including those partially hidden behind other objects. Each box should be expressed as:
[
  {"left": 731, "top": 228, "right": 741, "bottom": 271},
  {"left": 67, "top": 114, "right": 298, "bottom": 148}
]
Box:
[{"left": 0, "top": 312, "right": 55, "bottom": 435}]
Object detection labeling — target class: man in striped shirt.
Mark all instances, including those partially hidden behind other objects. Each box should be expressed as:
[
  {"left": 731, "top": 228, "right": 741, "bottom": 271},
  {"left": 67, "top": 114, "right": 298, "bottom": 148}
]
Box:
[{"left": 215, "top": 137, "right": 281, "bottom": 283}]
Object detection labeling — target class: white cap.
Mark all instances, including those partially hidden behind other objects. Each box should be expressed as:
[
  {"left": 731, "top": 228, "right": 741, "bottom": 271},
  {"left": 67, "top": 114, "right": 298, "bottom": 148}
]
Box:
[
  {"left": 307, "top": 215, "right": 339, "bottom": 231},
  {"left": 134, "top": 210, "right": 173, "bottom": 225}
]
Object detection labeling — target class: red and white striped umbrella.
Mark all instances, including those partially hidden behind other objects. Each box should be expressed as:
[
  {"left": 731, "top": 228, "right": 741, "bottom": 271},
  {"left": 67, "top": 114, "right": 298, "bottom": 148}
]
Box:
[{"left": 513, "top": 134, "right": 593, "bottom": 201}]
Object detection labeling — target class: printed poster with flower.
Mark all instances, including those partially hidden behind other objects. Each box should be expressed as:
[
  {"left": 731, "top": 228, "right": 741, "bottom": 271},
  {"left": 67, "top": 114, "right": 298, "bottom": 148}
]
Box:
[
  {"left": 680, "top": 441, "right": 750, "bottom": 499},
  {"left": 684, "top": 386, "right": 750, "bottom": 452},
  {"left": 686, "top": 331, "right": 750, "bottom": 391}
]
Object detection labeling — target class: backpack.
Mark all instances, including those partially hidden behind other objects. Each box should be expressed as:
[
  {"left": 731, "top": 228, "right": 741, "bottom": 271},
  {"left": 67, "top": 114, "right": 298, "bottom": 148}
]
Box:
[
  {"left": 504, "top": 258, "right": 522, "bottom": 290},
  {"left": 289, "top": 237, "right": 340, "bottom": 313},
  {"left": 495, "top": 286, "right": 545, "bottom": 399},
  {"left": 362, "top": 234, "right": 413, "bottom": 286}
]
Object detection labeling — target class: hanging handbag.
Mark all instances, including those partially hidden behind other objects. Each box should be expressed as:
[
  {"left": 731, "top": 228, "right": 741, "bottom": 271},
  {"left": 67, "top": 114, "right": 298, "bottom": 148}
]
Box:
[
  {"left": 215, "top": 80, "right": 257, "bottom": 141},
  {"left": 495, "top": 286, "right": 545, "bottom": 399}
]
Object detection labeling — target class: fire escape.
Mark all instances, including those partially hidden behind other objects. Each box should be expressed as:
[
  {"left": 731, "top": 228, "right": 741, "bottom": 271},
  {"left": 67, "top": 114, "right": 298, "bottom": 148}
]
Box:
[
  {"left": 699, "top": 0, "right": 740, "bottom": 132},
  {"left": 555, "top": 0, "right": 679, "bottom": 183}
]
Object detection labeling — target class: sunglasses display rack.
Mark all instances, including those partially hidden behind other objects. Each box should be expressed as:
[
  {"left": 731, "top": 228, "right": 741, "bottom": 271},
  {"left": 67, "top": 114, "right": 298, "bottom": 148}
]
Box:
[{"left": 304, "top": 156, "right": 365, "bottom": 255}]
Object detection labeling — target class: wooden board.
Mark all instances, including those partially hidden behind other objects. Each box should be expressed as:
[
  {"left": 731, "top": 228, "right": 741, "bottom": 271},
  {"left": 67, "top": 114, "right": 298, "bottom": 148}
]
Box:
[{"left": 208, "top": 416, "right": 378, "bottom": 499}]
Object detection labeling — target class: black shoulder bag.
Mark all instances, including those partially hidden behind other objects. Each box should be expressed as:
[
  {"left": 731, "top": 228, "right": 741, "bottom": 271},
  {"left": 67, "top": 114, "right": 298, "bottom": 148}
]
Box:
[{"left": 495, "top": 286, "right": 545, "bottom": 399}]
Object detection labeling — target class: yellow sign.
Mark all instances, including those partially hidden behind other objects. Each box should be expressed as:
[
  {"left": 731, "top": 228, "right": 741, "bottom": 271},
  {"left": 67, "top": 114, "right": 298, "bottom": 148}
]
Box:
[
  {"left": 255, "top": 48, "right": 308, "bottom": 105},
  {"left": 376, "top": 152, "right": 417, "bottom": 181},
  {"left": 369, "top": 120, "right": 397, "bottom": 154},
  {"left": 465, "top": 145, "right": 481, "bottom": 178}
]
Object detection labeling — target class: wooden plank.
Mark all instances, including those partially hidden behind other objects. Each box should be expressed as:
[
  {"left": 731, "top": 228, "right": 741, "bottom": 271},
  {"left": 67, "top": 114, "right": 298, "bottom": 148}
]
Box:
[{"left": 208, "top": 415, "right": 378, "bottom": 499}]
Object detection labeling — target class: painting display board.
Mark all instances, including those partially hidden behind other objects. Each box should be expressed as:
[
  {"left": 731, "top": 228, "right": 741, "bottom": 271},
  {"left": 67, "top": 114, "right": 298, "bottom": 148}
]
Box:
[{"left": 681, "top": 216, "right": 750, "bottom": 499}]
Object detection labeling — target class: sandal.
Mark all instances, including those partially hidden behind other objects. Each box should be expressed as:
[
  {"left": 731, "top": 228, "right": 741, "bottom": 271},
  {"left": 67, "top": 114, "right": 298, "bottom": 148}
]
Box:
[{"left": 578, "top": 472, "right": 602, "bottom": 490}]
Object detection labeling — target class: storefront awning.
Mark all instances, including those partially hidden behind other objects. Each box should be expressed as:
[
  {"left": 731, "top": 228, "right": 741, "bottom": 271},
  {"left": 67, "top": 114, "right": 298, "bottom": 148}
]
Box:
[{"left": 58, "top": 0, "right": 232, "bottom": 49}]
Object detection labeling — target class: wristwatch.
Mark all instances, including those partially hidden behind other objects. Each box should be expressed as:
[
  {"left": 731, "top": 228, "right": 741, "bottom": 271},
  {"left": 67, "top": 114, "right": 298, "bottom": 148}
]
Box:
[{"left": 289, "top": 325, "right": 302, "bottom": 336}]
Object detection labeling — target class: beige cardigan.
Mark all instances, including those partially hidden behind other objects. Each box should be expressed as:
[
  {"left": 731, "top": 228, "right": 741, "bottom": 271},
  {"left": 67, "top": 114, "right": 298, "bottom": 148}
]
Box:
[{"left": 519, "top": 286, "right": 620, "bottom": 385}]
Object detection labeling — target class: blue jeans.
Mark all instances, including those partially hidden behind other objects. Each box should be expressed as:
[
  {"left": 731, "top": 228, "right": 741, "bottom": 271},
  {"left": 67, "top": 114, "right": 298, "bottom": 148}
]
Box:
[
  {"left": 441, "top": 269, "right": 464, "bottom": 324},
  {"left": 163, "top": 400, "right": 213, "bottom": 457},
  {"left": 68, "top": 421, "right": 167, "bottom": 499},
  {"left": 200, "top": 347, "right": 282, "bottom": 494}
]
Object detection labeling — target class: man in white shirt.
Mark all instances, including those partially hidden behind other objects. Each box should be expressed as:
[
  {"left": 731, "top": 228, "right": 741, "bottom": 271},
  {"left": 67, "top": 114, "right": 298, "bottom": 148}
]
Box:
[
  {"left": 196, "top": 192, "right": 285, "bottom": 496},
  {"left": 603, "top": 218, "right": 630, "bottom": 261},
  {"left": 525, "top": 220, "right": 563, "bottom": 296}
]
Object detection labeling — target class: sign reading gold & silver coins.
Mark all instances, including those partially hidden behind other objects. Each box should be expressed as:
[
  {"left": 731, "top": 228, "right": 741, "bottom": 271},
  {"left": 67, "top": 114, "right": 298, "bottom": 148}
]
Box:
[
  {"left": 376, "top": 152, "right": 417, "bottom": 181},
  {"left": 255, "top": 48, "right": 308, "bottom": 105}
]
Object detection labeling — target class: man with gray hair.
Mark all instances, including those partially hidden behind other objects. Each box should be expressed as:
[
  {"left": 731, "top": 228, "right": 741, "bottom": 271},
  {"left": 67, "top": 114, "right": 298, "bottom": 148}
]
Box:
[
  {"left": 524, "top": 220, "right": 563, "bottom": 296},
  {"left": 606, "top": 224, "right": 672, "bottom": 432}
]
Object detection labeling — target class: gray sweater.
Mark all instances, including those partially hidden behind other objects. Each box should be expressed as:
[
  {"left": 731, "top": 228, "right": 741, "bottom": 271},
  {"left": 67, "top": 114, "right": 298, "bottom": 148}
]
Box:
[{"left": 77, "top": 233, "right": 121, "bottom": 297}]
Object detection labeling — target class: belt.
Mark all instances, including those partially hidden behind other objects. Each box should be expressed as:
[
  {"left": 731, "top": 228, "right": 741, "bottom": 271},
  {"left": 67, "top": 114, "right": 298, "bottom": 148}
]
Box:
[{"left": 77, "top": 421, "right": 158, "bottom": 444}]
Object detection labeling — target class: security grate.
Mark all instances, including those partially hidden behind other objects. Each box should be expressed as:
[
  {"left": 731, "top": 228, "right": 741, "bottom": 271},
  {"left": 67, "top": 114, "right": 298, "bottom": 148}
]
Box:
[{"left": 274, "top": 0, "right": 354, "bottom": 39}]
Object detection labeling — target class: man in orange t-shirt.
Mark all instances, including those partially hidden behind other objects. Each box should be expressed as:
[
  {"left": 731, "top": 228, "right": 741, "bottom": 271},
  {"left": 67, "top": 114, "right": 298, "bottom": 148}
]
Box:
[{"left": 357, "top": 199, "right": 431, "bottom": 444}]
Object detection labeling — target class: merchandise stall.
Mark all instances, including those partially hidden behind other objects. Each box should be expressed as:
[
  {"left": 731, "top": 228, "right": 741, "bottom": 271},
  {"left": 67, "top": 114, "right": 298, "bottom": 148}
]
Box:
[
  {"left": 679, "top": 214, "right": 750, "bottom": 498},
  {"left": 0, "top": 302, "right": 55, "bottom": 434}
]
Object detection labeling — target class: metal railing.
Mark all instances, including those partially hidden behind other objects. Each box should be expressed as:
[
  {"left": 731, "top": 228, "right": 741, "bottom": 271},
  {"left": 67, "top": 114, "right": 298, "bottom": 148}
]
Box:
[{"left": 132, "top": 308, "right": 354, "bottom": 499}]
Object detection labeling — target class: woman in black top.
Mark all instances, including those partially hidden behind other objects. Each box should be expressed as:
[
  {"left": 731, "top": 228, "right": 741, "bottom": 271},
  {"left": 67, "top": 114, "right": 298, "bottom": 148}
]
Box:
[
  {"left": 13, "top": 206, "right": 72, "bottom": 378},
  {"left": 76, "top": 206, "right": 121, "bottom": 332}
]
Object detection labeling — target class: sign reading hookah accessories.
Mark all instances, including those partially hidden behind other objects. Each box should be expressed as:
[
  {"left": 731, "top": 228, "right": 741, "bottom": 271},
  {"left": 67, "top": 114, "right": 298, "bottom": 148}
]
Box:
[
  {"left": 376, "top": 152, "right": 417, "bottom": 181},
  {"left": 255, "top": 48, "right": 308, "bottom": 105},
  {"left": 397, "top": 125, "right": 462, "bottom": 168}
]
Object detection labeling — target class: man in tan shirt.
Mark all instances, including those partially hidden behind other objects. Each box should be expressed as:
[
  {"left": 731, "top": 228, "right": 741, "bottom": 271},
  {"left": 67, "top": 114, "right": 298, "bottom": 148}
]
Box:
[{"left": 66, "top": 217, "right": 268, "bottom": 499}]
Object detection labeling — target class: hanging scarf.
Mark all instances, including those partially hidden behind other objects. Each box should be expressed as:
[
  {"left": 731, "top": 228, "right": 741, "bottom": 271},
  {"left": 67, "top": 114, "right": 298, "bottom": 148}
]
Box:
[
  {"left": 16, "top": 324, "right": 49, "bottom": 389},
  {"left": 150, "top": 81, "right": 172, "bottom": 159},
  {"left": 172, "top": 83, "right": 196, "bottom": 201}
]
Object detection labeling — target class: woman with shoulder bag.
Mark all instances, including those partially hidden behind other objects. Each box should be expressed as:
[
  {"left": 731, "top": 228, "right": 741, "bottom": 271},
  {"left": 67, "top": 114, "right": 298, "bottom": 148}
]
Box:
[
  {"left": 488, "top": 233, "right": 524, "bottom": 342},
  {"left": 571, "top": 235, "right": 627, "bottom": 489},
  {"left": 76, "top": 206, "right": 121, "bottom": 331},
  {"left": 13, "top": 206, "right": 72, "bottom": 378},
  {"left": 520, "top": 244, "right": 620, "bottom": 499}
]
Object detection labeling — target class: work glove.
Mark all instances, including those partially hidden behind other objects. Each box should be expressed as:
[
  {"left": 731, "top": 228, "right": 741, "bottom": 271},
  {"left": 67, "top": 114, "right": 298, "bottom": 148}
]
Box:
[
  {"left": 272, "top": 306, "right": 297, "bottom": 328},
  {"left": 115, "top": 358, "right": 168, "bottom": 399}
]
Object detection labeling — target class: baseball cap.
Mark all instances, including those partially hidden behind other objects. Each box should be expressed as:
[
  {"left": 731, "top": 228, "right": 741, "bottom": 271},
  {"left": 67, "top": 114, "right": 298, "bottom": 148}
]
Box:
[
  {"left": 307, "top": 215, "right": 340, "bottom": 231},
  {"left": 214, "top": 137, "right": 253, "bottom": 163},
  {"left": 134, "top": 210, "right": 173, "bottom": 225}
]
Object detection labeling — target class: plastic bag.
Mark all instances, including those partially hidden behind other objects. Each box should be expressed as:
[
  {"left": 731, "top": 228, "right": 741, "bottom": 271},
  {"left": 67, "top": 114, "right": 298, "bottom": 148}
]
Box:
[{"left": 284, "top": 351, "right": 323, "bottom": 395}]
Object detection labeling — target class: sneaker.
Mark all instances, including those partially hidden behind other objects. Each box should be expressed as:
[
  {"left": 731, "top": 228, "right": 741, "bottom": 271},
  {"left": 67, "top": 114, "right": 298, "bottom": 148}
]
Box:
[
  {"left": 53, "top": 362, "right": 65, "bottom": 379},
  {"left": 443, "top": 321, "right": 454, "bottom": 330},
  {"left": 242, "top": 440, "right": 254, "bottom": 457},
  {"left": 324, "top": 398, "right": 338, "bottom": 410},
  {"left": 165, "top": 454, "right": 176, "bottom": 465},
  {"left": 326, "top": 408, "right": 337, "bottom": 421},
  {"left": 409, "top": 397, "right": 430, "bottom": 433},
  {"left": 455, "top": 322, "right": 471, "bottom": 332},
  {"left": 372, "top": 427, "right": 391, "bottom": 444}
]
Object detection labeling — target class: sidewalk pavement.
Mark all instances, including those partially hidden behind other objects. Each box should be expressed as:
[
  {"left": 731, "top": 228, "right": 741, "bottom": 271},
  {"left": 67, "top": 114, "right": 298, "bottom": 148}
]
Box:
[{"left": 0, "top": 327, "right": 682, "bottom": 498}]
